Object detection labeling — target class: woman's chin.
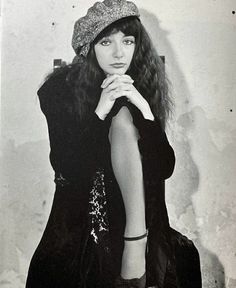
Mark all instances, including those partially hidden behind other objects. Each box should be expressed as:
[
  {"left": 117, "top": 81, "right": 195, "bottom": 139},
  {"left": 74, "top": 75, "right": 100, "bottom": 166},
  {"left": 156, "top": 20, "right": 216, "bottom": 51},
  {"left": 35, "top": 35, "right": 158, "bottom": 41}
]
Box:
[{"left": 105, "top": 68, "right": 127, "bottom": 76}]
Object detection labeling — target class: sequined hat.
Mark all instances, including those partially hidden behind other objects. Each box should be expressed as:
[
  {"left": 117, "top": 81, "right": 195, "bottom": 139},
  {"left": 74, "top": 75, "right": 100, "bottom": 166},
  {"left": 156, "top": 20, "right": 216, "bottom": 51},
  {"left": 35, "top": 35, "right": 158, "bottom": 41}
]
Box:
[{"left": 72, "top": 0, "right": 140, "bottom": 57}]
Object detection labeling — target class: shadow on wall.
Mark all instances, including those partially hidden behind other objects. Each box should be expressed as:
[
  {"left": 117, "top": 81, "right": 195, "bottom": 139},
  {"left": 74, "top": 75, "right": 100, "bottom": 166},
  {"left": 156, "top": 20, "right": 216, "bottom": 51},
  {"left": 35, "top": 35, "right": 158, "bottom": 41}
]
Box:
[
  {"left": 176, "top": 111, "right": 226, "bottom": 288},
  {"left": 139, "top": 8, "right": 225, "bottom": 288}
]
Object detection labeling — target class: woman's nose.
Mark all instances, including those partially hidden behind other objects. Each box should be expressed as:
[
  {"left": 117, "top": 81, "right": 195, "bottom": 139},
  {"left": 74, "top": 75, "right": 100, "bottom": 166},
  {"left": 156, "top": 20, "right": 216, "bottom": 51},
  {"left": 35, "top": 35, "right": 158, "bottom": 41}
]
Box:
[{"left": 113, "top": 43, "right": 124, "bottom": 59}]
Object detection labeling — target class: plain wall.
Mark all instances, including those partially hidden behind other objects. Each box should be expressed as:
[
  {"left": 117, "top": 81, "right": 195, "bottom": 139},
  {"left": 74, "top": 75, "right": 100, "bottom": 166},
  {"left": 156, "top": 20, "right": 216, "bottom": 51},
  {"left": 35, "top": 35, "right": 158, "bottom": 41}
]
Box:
[{"left": 1, "top": 0, "right": 236, "bottom": 287}]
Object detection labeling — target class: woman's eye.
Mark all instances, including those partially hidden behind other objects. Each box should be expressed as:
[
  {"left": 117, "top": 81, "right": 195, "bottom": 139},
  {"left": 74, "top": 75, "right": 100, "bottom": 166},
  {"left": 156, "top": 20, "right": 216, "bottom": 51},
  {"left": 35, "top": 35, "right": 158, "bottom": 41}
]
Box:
[
  {"left": 124, "top": 39, "right": 135, "bottom": 45},
  {"left": 100, "top": 39, "right": 110, "bottom": 46}
]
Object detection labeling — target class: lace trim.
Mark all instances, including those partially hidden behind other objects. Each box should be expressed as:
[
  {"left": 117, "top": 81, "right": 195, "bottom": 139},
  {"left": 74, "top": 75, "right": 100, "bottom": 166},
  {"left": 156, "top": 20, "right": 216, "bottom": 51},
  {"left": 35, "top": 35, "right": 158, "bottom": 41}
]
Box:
[{"left": 88, "top": 168, "right": 109, "bottom": 244}]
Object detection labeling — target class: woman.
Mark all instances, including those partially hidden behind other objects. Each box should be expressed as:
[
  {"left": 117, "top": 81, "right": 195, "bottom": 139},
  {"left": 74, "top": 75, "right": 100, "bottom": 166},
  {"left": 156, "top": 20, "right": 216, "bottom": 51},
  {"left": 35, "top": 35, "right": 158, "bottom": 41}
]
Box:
[{"left": 26, "top": 0, "right": 202, "bottom": 287}]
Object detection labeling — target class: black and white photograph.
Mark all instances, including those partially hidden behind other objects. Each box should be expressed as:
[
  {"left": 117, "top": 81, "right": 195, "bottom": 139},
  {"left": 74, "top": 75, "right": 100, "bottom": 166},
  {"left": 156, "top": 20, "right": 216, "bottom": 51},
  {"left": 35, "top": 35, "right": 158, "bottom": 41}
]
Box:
[{"left": 1, "top": 1, "right": 235, "bottom": 287}]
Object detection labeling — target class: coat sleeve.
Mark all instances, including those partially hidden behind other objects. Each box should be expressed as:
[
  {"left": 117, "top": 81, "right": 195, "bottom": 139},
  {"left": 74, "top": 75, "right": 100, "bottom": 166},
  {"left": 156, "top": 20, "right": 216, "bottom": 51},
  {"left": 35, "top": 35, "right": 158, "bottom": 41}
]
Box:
[
  {"left": 135, "top": 115, "right": 175, "bottom": 180},
  {"left": 37, "top": 71, "right": 109, "bottom": 182}
]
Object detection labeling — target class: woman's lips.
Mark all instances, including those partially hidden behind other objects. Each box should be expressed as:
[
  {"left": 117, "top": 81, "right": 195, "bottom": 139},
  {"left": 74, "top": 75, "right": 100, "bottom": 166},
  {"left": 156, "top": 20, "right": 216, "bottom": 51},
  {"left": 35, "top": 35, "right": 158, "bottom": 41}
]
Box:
[{"left": 110, "top": 63, "right": 126, "bottom": 68}]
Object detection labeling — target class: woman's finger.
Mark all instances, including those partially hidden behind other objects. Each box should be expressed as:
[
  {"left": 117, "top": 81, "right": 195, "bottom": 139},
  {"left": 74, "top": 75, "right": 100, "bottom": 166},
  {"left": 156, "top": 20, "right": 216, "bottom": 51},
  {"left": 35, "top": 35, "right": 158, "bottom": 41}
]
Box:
[
  {"left": 101, "top": 74, "right": 119, "bottom": 88},
  {"left": 101, "top": 74, "right": 133, "bottom": 88},
  {"left": 105, "top": 82, "right": 133, "bottom": 93},
  {"left": 110, "top": 90, "right": 131, "bottom": 101}
]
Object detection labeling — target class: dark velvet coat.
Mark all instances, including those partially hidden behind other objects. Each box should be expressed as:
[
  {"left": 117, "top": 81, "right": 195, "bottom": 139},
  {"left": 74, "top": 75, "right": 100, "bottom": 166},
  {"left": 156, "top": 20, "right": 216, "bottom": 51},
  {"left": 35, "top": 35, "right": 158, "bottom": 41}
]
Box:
[{"left": 26, "top": 68, "right": 202, "bottom": 288}]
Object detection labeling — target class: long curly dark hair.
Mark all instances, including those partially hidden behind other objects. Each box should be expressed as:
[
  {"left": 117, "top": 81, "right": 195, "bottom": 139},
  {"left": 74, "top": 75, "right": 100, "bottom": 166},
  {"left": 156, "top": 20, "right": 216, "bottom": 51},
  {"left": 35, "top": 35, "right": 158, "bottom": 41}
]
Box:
[{"left": 50, "top": 16, "right": 173, "bottom": 128}]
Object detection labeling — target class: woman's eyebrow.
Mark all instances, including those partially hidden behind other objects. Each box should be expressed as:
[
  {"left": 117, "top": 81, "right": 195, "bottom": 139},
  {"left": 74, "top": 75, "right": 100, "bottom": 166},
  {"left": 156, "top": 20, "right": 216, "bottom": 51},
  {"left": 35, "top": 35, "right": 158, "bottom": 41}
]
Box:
[{"left": 123, "top": 35, "right": 135, "bottom": 37}]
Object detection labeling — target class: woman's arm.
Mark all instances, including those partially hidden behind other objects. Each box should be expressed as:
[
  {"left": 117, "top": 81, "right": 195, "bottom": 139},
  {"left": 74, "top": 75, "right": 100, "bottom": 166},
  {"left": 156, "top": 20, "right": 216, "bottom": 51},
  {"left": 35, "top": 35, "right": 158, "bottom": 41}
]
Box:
[
  {"left": 134, "top": 115, "right": 175, "bottom": 181},
  {"left": 99, "top": 74, "right": 175, "bottom": 180},
  {"left": 38, "top": 71, "right": 109, "bottom": 182}
]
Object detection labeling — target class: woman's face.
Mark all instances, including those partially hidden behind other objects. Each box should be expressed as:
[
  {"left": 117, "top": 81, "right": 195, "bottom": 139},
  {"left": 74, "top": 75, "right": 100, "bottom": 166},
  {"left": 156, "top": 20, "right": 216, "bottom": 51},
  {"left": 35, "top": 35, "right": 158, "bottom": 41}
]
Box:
[{"left": 94, "top": 30, "right": 135, "bottom": 75}]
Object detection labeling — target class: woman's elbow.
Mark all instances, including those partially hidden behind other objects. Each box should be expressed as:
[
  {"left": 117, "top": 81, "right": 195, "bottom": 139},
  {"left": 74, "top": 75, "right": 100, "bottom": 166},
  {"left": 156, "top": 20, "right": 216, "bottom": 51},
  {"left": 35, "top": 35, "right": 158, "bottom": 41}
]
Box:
[{"left": 162, "top": 147, "right": 176, "bottom": 179}]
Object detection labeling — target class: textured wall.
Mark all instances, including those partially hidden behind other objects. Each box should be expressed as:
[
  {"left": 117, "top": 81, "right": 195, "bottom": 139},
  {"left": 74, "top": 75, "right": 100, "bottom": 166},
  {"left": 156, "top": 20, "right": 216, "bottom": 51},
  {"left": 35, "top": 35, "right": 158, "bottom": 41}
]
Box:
[{"left": 1, "top": 0, "right": 235, "bottom": 287}]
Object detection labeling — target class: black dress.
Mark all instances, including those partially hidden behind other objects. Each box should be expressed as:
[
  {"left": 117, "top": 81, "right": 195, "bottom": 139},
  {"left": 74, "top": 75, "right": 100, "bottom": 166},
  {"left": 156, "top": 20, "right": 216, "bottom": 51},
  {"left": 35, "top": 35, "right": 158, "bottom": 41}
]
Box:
[{"left": 26, "top": 67, "right": 202, "bottom": 288}]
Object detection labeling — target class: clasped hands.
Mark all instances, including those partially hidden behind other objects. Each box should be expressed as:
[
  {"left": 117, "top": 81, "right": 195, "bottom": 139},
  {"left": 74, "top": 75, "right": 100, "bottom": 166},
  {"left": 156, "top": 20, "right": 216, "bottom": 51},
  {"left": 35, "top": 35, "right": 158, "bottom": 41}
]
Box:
[{"left": 95, "top": 74, "right": 154, "bottom": 121}]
